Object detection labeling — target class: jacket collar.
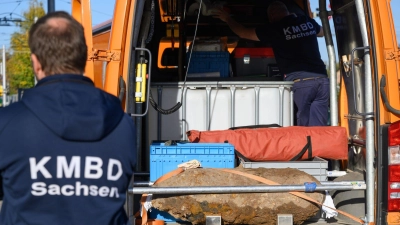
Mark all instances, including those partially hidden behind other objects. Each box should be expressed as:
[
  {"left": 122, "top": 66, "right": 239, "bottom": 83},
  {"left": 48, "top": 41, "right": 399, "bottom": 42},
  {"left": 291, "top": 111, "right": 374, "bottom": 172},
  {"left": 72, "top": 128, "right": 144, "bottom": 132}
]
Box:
[{"left": 36, "top": 74, "right": 94, "bottom": 87}]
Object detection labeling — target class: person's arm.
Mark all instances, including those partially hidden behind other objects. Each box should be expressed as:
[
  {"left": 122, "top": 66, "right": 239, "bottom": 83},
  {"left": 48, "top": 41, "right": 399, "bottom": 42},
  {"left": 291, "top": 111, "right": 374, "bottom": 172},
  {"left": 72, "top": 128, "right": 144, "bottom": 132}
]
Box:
[
  {"left": 317, "top": 26, "right": 324, "bottom": 37},
  {"left": 213, "top": 9, "right": 260, "bottom": 41},
  {"left": 310, "top": 18, "right": 324, "bottom": 37}
]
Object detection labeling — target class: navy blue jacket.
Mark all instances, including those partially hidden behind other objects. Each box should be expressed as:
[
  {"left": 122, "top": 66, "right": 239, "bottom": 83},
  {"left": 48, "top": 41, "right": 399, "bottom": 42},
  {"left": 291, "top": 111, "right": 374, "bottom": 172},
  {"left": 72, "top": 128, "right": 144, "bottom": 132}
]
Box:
[
  {"left": 0, "top": 74, "right": 136, "bottom": 225},
  {"left": 255, "top": 14, "right": 327, "bottom": 80}
]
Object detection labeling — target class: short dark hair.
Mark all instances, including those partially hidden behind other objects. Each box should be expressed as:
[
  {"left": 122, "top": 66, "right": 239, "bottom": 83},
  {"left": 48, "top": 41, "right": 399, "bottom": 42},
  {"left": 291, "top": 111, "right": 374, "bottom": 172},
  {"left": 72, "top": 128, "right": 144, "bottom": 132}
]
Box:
[{"left": 28, "top": 11, "right": 87, "bottom": 75}]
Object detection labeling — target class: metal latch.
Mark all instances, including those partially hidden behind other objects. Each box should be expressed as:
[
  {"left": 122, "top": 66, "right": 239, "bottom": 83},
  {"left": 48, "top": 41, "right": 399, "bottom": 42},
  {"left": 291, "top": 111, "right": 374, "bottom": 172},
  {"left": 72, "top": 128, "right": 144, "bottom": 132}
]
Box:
[
  {"left": 385, "top": 49, "right": 400, "bottom": 60},
  {"left": 243, "top": 54, "right": 250, "bottom": 64},
  {"left": 277, "top": 214, "right": 293, "bottom": 225},
  {"left": 88, "top": 49, "right": 121, "bottom": 61},
  {"left": 206, "top": 216, "right": 221, "bottom": 225},
  {"left": 341, "top": 54, "right": 363, "bottom": 75}
]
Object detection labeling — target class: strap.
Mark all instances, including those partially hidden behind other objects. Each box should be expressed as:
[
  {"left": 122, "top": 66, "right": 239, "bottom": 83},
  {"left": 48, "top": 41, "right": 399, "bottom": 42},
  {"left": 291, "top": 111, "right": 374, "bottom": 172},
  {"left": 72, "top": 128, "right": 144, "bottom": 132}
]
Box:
[
  {"left": 234, "top": 149, "right": 251, "bottom": 162},
  {"left": 135, "top": 219, "right": 164, "bottom": 225},
  {"left": 224, "top": 140, "right": 251, "bottom": 162},
  {"left": 136, "top": 168, "right": 185, "bottom": 225},
  {"left": 219, "top": 169, "right": 364, "bottom": 224},
  {"left": 229, "top": 124, "right": 282, "bottom": 130},
  {"left": 153, "top": 167, "right": 184, "bottom": 184},
  {"left": 290, "top": 136, "right": 312, "bottom": 161},
  {"left": 308, "top": 136, "right": 313, "bottom": 159}
]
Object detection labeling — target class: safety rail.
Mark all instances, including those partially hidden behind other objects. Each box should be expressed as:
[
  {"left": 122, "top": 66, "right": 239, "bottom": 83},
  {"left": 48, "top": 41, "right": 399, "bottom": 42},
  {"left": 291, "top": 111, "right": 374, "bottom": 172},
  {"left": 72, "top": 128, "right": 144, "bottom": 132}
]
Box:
[
  {"left": 129, "top": 184, "right": 366, "bottom": 194},
  {"left": 131, "top": 180, "right": 366, "bottom": 189}
]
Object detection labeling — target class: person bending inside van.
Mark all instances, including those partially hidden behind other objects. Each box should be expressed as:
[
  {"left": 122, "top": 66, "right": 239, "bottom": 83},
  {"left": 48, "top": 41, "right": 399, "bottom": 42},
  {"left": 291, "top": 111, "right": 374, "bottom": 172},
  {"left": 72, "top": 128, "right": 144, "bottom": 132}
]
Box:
[
  {"left": 213, "top": 1, "right": 330, "bottom": 126},
  {"left": 0, "top": 11, "right": 137, "bottom": 225}
]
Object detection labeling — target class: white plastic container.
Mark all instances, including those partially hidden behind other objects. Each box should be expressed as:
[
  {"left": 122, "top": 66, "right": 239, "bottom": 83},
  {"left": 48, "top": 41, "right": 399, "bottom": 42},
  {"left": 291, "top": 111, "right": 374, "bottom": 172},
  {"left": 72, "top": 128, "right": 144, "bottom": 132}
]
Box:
[{"left": 148, "top": 81, "right": 293, "bottom": 142}]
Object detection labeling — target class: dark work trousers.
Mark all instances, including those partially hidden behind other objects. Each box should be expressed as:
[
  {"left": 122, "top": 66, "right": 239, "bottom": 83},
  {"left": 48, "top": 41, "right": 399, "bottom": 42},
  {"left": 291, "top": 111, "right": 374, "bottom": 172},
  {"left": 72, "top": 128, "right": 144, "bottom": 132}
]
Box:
[{"left": 292, "top": 77, "right": 330, "bottom": 126}]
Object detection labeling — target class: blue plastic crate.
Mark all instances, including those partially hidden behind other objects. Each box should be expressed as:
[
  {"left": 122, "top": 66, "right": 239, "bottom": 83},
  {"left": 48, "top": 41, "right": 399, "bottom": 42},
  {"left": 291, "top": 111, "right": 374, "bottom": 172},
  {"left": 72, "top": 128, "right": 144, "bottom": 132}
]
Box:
[
  {"left": 149, "top": 141, "right": 236, "bottom": 222},
  {"left": 186, "top": 51, "right": 230, "bottom": 77},
  {"left": 150, "top": 141, "right": 236, "bottom": 182},
  {"left": 149, "top": 208, "right": 186, "bottom": 224}
]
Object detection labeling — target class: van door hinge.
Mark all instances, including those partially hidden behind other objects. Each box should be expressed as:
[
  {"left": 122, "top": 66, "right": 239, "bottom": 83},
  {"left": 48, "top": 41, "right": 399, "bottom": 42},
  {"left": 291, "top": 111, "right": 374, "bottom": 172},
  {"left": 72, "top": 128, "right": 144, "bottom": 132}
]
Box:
[
  {"left": 385, "top": 49, "right": 400, "bottom": 60},
  {"left": 88, "top": 49, "right": 121, "bottom": 61}
]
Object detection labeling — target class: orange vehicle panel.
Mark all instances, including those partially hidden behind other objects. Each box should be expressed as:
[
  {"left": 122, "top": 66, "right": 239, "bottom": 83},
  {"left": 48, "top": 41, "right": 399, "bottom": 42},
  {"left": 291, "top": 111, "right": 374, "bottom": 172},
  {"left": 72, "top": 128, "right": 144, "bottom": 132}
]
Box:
[
  {"left": 93, "top": 31, "right": 111, "bottom": 88},
  {"left": 369, "top": 0, "right": 400, "bottom": 124},
  {"left": 387, "top": 212, "right": 400, "bottom": 225}
]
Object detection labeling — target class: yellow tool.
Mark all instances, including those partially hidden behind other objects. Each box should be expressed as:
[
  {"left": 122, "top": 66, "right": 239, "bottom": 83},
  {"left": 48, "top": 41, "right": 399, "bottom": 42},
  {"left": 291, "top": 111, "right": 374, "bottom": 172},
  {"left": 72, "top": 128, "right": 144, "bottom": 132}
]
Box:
[{"left": 135, "top": 63, "right": 147, "bottom": 102}]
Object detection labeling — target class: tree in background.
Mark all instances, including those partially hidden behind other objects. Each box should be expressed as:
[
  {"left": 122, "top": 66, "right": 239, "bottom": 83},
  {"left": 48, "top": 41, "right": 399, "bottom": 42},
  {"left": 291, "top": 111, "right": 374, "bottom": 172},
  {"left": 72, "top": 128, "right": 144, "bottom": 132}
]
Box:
[{"left": 6, "top": 0, "right": 45, "bottom": 94}]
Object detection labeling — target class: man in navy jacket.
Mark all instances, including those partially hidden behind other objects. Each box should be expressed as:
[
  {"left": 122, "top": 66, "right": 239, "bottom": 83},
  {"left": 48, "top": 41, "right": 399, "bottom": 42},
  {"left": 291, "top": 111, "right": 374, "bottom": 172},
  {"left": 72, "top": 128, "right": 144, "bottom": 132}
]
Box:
[
  {"left": 213, "top": 1, "right": 330, "bottom": 126},
  {"left": 0, "top": 11, "right": 137, "bottom": 225}
]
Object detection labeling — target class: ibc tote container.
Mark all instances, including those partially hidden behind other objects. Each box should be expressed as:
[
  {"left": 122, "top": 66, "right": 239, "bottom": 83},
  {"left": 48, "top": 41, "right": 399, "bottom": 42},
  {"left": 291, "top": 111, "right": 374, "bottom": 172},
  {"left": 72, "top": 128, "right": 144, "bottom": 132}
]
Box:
[{"left": 148, "top": 81, "right": 294, "bottom": 145}]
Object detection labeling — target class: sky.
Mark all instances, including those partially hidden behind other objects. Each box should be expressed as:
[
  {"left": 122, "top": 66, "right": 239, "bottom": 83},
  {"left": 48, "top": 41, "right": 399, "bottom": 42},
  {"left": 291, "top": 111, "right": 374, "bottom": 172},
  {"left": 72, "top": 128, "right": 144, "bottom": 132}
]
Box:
[
  {"left": 0, "top": 0, "right": 399, "bottom": 62},
  {"left": 0, "top": 0, "right": 115, "bottom": 51}
]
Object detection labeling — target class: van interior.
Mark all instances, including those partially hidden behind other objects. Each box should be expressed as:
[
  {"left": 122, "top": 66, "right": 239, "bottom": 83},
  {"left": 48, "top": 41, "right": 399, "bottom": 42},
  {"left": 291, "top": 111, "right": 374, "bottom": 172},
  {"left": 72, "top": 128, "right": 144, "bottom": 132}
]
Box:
[{"left": 148, "top": 0, "right": 316, "bottom": 83}]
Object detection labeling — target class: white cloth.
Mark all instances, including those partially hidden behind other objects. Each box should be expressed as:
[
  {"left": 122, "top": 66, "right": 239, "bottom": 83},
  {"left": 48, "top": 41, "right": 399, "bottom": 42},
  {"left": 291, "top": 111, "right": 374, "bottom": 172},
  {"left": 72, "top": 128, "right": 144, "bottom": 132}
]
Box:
[
  {"left": 322, "top": 190, "right": 338, "bottom": 219},
  {"left": 140, "top": 194, "right": 153, "bottom": 216},
  {"left": 178, "top": 159, "right": 201, "bottom": 169}
]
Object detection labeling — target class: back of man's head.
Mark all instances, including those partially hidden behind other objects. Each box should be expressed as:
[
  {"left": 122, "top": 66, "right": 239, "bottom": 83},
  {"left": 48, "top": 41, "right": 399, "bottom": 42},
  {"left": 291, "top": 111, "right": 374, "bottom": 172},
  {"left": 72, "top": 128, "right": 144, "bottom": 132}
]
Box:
[
  {"left": 267, "top": 1, "right": 290, "bottom": 23},
  {"left": 28, "top": 11, "right": 87, "bottom": 76}
]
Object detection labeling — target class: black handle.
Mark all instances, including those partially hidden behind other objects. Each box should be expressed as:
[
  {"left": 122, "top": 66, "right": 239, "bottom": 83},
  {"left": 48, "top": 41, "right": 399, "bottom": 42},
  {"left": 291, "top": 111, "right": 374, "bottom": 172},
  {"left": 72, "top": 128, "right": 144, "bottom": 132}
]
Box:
[{"left": 229, "top": 124, "right": 282, "bottom": 130}]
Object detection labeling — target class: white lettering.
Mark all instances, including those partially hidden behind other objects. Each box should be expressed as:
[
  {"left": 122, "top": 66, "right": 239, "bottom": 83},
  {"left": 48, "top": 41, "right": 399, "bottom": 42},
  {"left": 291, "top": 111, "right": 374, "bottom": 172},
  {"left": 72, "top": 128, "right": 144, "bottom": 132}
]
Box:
[
  {"left": 30, "top": 182, "right": 119, "bottom": 198},
  {"left": 48, "top": 184, "right": 61, "bottom": 195},
  {"left": 84, "top": 157, "right": 103, "bottom": 179},
  {"left": 31, "top": 182, "right": 47, "bottom": 196},
  {"left": 286, "top": 30, "right": 317, "bottom": 40},
  {"left": 30, "top": 157, "right": 52, "bottom": 179},
  {"left": 90, "top": 185, "right": 98, "bottom": 196},
  {"left": 283, "top": 27, "right": 291, "bottom": 35},
  {"left": 30, "top": 156, "right": 123, "bottom": 180},
  {"left": 109, "top": 187, "right": 119, "bottom": 198},
  {"left": 99, "top": 186, "right": 110, "bottom": 197},
  {"left": 292, "top": 25, "right": 301, "bottom": 33},
  {"left": 61, "top": 185, "right": 74, "bottom": 196},
  {"left": 57, "top": 156, "right": 81, "bottom": 179},
  {"left": 107, "top": 159, "right": 123, "bottom": 181},
  {"left": 300, "top": 23, "right": 308, "bottom": 31},
  {"left": 76, "top": 182, "right": 89, "bottom": 196},
  {"left": 285, "top": 23, "right": 316, "bottom": 36}
]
